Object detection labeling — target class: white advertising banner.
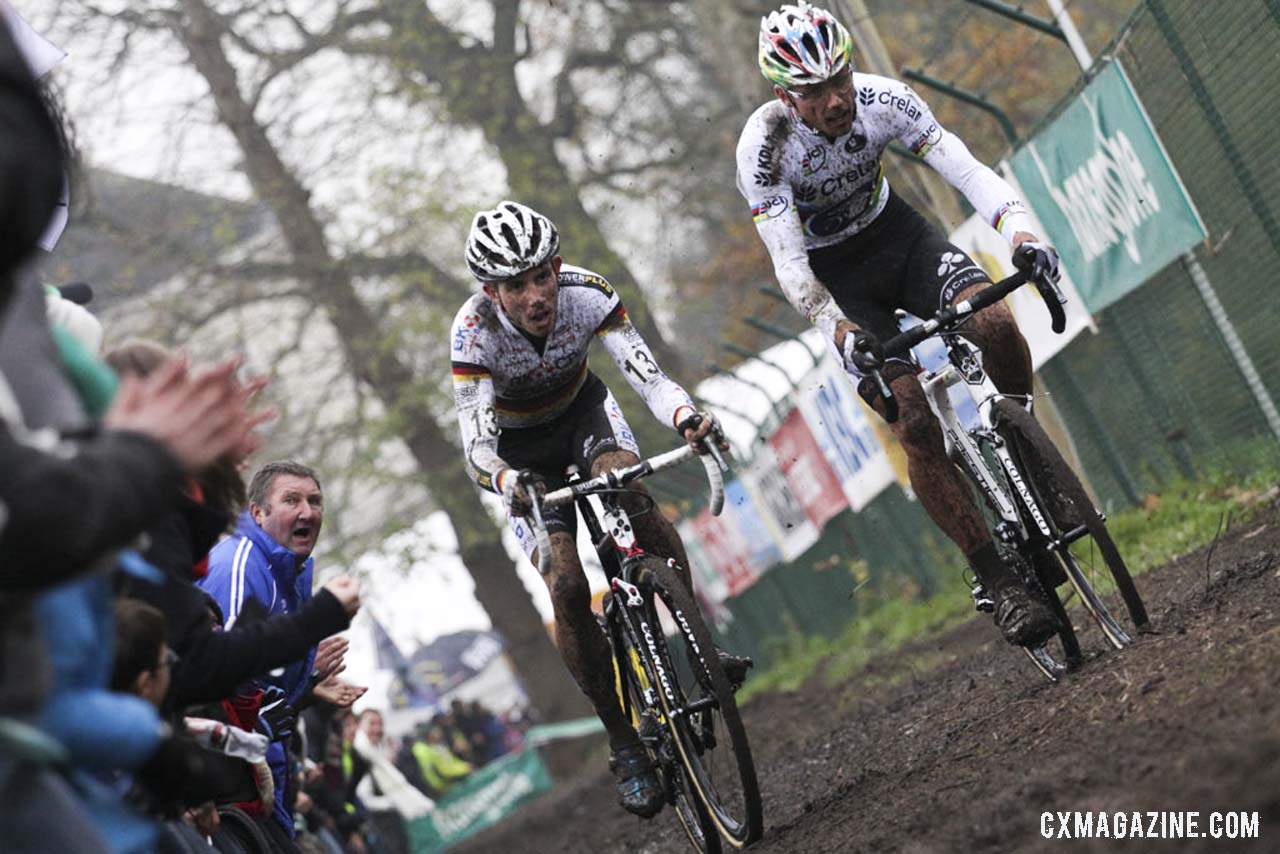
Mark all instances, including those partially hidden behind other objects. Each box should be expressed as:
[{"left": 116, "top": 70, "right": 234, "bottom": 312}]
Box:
[
  {"left": 739, "top": 444, "right": 820, "bottom": 562},
  {"left": 677, "top": 519, "right": 731, "bottom": 606},
  {"left": 948, "top": 204, "right": 1093, "bottom": 369},
  {"left": 794, "top": 354, "right": 896, "bottom": 511}
]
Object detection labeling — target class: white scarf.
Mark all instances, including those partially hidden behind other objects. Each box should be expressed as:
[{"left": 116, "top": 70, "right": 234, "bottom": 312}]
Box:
[{"left": 353, "top": 729, "right": 434, "bottom": 820}]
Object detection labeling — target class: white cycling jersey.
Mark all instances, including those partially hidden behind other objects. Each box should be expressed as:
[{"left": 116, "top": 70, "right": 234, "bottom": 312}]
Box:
[
  {"left": 736, "top": 72, "right": 1033, "bottom": 343},
  {"left": 450, "top": 264, "right": 694, "bottom": 493}
]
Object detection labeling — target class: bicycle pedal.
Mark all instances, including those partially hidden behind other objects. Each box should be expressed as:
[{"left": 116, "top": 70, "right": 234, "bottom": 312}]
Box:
[{"left": 970, "top": 583, "right": 995, "bottom": 613}]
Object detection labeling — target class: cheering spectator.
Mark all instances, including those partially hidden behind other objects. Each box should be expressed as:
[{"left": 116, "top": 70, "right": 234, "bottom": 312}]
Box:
[
  {"left": 107, "top": 340, "right": 359, "bottom": 710},
  {"left": 200, "top": 460, "right": 365, "bottom": 845}
]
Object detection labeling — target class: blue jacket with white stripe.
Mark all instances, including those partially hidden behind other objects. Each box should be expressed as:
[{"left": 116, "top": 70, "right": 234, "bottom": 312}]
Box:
[
  {"left": 198, "top": 512, "right": 318, "bottom": 836},
  {"left": 199, "top": 512, "right": 317, "bottom": 706}
]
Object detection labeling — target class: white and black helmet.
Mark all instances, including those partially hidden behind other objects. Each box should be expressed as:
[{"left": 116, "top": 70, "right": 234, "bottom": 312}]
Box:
[{"left": 464, "top": 201, "right": 560, "bottom": 282}]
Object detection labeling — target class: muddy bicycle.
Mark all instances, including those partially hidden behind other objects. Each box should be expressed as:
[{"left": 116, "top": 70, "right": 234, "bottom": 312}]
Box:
[
  {"left": 864, "top": 268, "right": 1150, "bottom": 680},
  {"left": 527, "top": 436, "right": 764, "bottom": 852}
]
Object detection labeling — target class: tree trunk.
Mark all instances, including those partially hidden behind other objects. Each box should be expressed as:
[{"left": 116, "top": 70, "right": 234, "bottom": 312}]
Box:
[
  {"left": 175, "top": 0, "right": 589, "bottom": 724},
  {"left": 380, "top": 0, "right": 685, "bottom": 376}
]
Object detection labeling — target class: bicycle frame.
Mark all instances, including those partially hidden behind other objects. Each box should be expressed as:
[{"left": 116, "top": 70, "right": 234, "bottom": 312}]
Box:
[
  {"left": 526, "top": 444, "right": 734, "bottom": 848},
  {"left": 879, "top": 268, "right": 1096, "bottom": 679},
  {"left": 920, "top": 334, "right": 1048, "bottom": 550},
  {"left": 526, "top": 443, "right": 727, "bottom": 717}
]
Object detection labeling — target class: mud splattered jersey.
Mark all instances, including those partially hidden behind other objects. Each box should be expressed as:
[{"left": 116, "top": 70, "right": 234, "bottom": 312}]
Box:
[
  {"left": 735, "top": 73, "right": 1033, "bottom": 342},
  {"left": 450, "top": 264, "right": 694, "bottom": 492}
]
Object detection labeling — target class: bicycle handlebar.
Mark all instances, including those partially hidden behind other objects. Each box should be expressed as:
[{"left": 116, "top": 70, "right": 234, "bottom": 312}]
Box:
[
  {"left": 879, "top": 269, "right": 1027, "bottom": 358},
  {"left": 530, "top": 442, "right": 727, "bottom": 575},
  {"left": 867, "top": 268, "right": 1066, "bottom": 422}
]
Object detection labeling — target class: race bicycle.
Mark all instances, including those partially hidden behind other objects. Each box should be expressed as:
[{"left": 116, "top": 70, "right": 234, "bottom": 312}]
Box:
[
  {"left": 864, "top": 268, "right": 1150, "bottom": 680},
  {"left": 527, "top": 436, "right": 764, "bottom": 851}
]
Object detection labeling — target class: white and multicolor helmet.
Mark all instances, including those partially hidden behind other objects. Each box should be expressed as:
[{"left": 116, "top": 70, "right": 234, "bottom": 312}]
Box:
[
  {"left": 464, "top": 201, "right": 560, "bottom": 282},
  {"left": 758, "top": 2, "right": 855, "bottom": 89}
]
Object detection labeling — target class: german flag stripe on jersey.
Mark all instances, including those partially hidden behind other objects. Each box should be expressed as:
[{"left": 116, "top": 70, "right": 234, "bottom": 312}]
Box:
[
  {"left": 494, "top": 363, "right": 588, "bottom": 423},
  {"left": 451, "top": 361, "right": 491, "bottom": 382},
  {"left": 594, "top": 303, "right": 628, "bottom": 337}
]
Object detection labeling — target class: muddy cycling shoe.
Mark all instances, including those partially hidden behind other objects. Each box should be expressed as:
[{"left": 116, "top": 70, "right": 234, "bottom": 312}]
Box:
[
  {"left": 990, "top": 582, "right": 1058, "bottom": 647},
  {"left": 716, "top": 648, "right": 754, "bottom": 690},
  {"left": 971, "top": 544, "right": 1058, "bottom": 647},
  {"left": 609, "top": 742, "right": 664, "bottom": 818}
]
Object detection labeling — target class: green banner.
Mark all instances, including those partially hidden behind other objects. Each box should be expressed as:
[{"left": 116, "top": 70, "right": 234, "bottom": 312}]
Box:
[
  {"left": 408, "top": 748, "right": 553, "bottom": 853},
  {"left": 1009, "top": 59, "right": 1206, "bottom": 312},
  {"left": 524, "top": 716, "right": 604, "bottom": 746}
]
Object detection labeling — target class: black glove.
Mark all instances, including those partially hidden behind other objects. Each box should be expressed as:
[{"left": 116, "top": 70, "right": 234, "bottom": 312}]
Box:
[
  {"left": 500, "top": 470, "right": 545, "bottom": 518},
  {"left": 1012, "top": 241, "right": 1061, "bottom": 284},
  {"left": 676, "top": 410, "right": 727, "bottom": 455},
  {"left": 841, "top": 328, "right": 884, "bottom": 374},
  {"left": 255, "top": 685, "right": 297, "bottom": 743}
]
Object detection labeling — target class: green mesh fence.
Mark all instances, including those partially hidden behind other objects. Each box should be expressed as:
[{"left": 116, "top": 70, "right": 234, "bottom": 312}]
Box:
[{"left": 1037, "top": 0, "right": 1280, "bottom": 508}]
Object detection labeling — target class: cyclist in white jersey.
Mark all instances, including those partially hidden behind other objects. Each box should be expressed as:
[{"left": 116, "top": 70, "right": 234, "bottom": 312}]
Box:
[
  {"left": 450, "top": 201, "right": 746, "bottom": 819},
  {"left": 738, "top": 3, "right": 1063, "bottom": 647}
]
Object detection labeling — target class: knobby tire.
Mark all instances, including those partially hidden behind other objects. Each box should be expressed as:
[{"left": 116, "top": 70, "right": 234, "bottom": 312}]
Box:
[
  {"left": 614, "top": 597, "right": 722, "bottom": 853},
  {"left": 993, "top": 399, "right": 1150, "bottom": 645},
  {"left": 638, "top": 557, "right": 763, "bottom": 847}
]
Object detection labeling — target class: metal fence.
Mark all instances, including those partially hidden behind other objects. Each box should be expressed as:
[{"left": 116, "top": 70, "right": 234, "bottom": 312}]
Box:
[{"left": 1039, "top": 0, "right": 1280, "bottom": 508}]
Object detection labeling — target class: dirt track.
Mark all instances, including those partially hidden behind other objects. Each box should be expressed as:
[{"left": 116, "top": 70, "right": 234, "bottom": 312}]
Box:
[{"left": 457, "top": 502, "right": 1280, "bottom": 853}]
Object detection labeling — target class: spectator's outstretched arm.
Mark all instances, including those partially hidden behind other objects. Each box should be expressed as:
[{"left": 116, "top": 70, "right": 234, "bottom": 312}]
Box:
[
  {"left": 167, "top": 587, "right": 351, "bottom": 706},
  {"left": 0, "top": 424, "right": 183, "bottom": 589}
]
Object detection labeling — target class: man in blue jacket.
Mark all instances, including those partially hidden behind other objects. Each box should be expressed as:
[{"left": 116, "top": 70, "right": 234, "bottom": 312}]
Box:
[{"left": 200, "top": 460, "right": 326, "bottom": 841}]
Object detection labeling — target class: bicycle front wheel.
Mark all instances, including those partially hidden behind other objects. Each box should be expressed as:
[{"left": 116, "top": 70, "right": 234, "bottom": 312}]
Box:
[
  {"left": 636, "top": 558, "right": 763, "bottom": 847},
  {"left": 613, "top": 610, "right": 722, "bottom": 854},
  {"left": 993, "top": 399, "right": 1150, "bottom": 646}
]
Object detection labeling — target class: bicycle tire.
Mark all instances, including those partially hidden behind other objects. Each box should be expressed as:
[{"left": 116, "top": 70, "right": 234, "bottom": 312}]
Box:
[
  {"left": 993, "top": 399, "right": 1150, "bottom": 642},
  {"left": 611, "top": 605, "right": 722, "bottom": 854},
  {"left": 211, "top": 806, "right": 271, "bottom": 854},
  {"left": 636, "top": 557, "right": 763, "bottom": 847}
]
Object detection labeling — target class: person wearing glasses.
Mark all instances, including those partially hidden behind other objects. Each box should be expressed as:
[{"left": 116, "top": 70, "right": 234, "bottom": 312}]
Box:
[{"left": 738, "top": 2, "right": 1064, "bottom": 647}]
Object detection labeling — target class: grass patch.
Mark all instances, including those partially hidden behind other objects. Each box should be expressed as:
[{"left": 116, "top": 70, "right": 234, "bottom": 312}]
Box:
[
  {"left": 1104, "top": 462, "right": 1279, "bottom": 574},
  {"left": 738, "top": 453, "right": 1280, "bottom": 705},
  {"left": 737, "top": 576, "right": 974, "bottom": 702}
]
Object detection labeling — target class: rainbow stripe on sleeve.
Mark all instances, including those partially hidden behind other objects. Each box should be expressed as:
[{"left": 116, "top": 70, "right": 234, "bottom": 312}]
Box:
[{"left": 991, "top": 202, "right": 1025, "bottom": 235}]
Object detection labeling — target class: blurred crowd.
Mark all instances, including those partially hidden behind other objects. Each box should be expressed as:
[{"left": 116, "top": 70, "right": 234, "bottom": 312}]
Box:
[
  {"left": 285, "top": 698, "right": 524, "bottom": 854},
  {"left": 0, "top": 13, "right": 498, "bottom": 854}
]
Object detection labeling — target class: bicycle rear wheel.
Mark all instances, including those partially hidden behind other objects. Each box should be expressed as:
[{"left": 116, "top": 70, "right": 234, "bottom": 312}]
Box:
[
  {"left": 613, "top": 612, "right": 722, "bottom": 854},
  {"left": 993, "top": 399, "right": 1149, "bottom": 646},
  {"left": 636, "top": 558, "right": 763, "bottom": 847}
]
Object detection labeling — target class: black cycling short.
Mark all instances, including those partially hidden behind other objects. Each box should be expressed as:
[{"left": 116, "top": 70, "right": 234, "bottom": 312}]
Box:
[
  {"left": 499, "top": 372, "right": 640, "bottom": 552},
  {"left": 808, "top": 192, "right": 991, "bottom": 345}
]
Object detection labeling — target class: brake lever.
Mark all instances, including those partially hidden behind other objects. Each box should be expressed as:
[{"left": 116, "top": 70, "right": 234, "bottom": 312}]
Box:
[
  {"left": 704, "top": 425, "right": 731, "bottom": 473},
  {"left": 1033, "top": 273, "right": 1068, "bottom": 334},
  {"left": 522, "top": 472, "right": 553, "bottom": 576}
]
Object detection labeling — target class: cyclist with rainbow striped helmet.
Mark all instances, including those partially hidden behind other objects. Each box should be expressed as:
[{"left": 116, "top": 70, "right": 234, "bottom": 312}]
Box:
[{"left": 739, "top": 2, "right": 1062, "bottom": 647}]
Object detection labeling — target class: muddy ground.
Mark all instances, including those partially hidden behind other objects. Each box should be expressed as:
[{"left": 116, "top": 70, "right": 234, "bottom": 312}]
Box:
[{"left": 457, "top": 502, "right": 1280, "bottom": 854}]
